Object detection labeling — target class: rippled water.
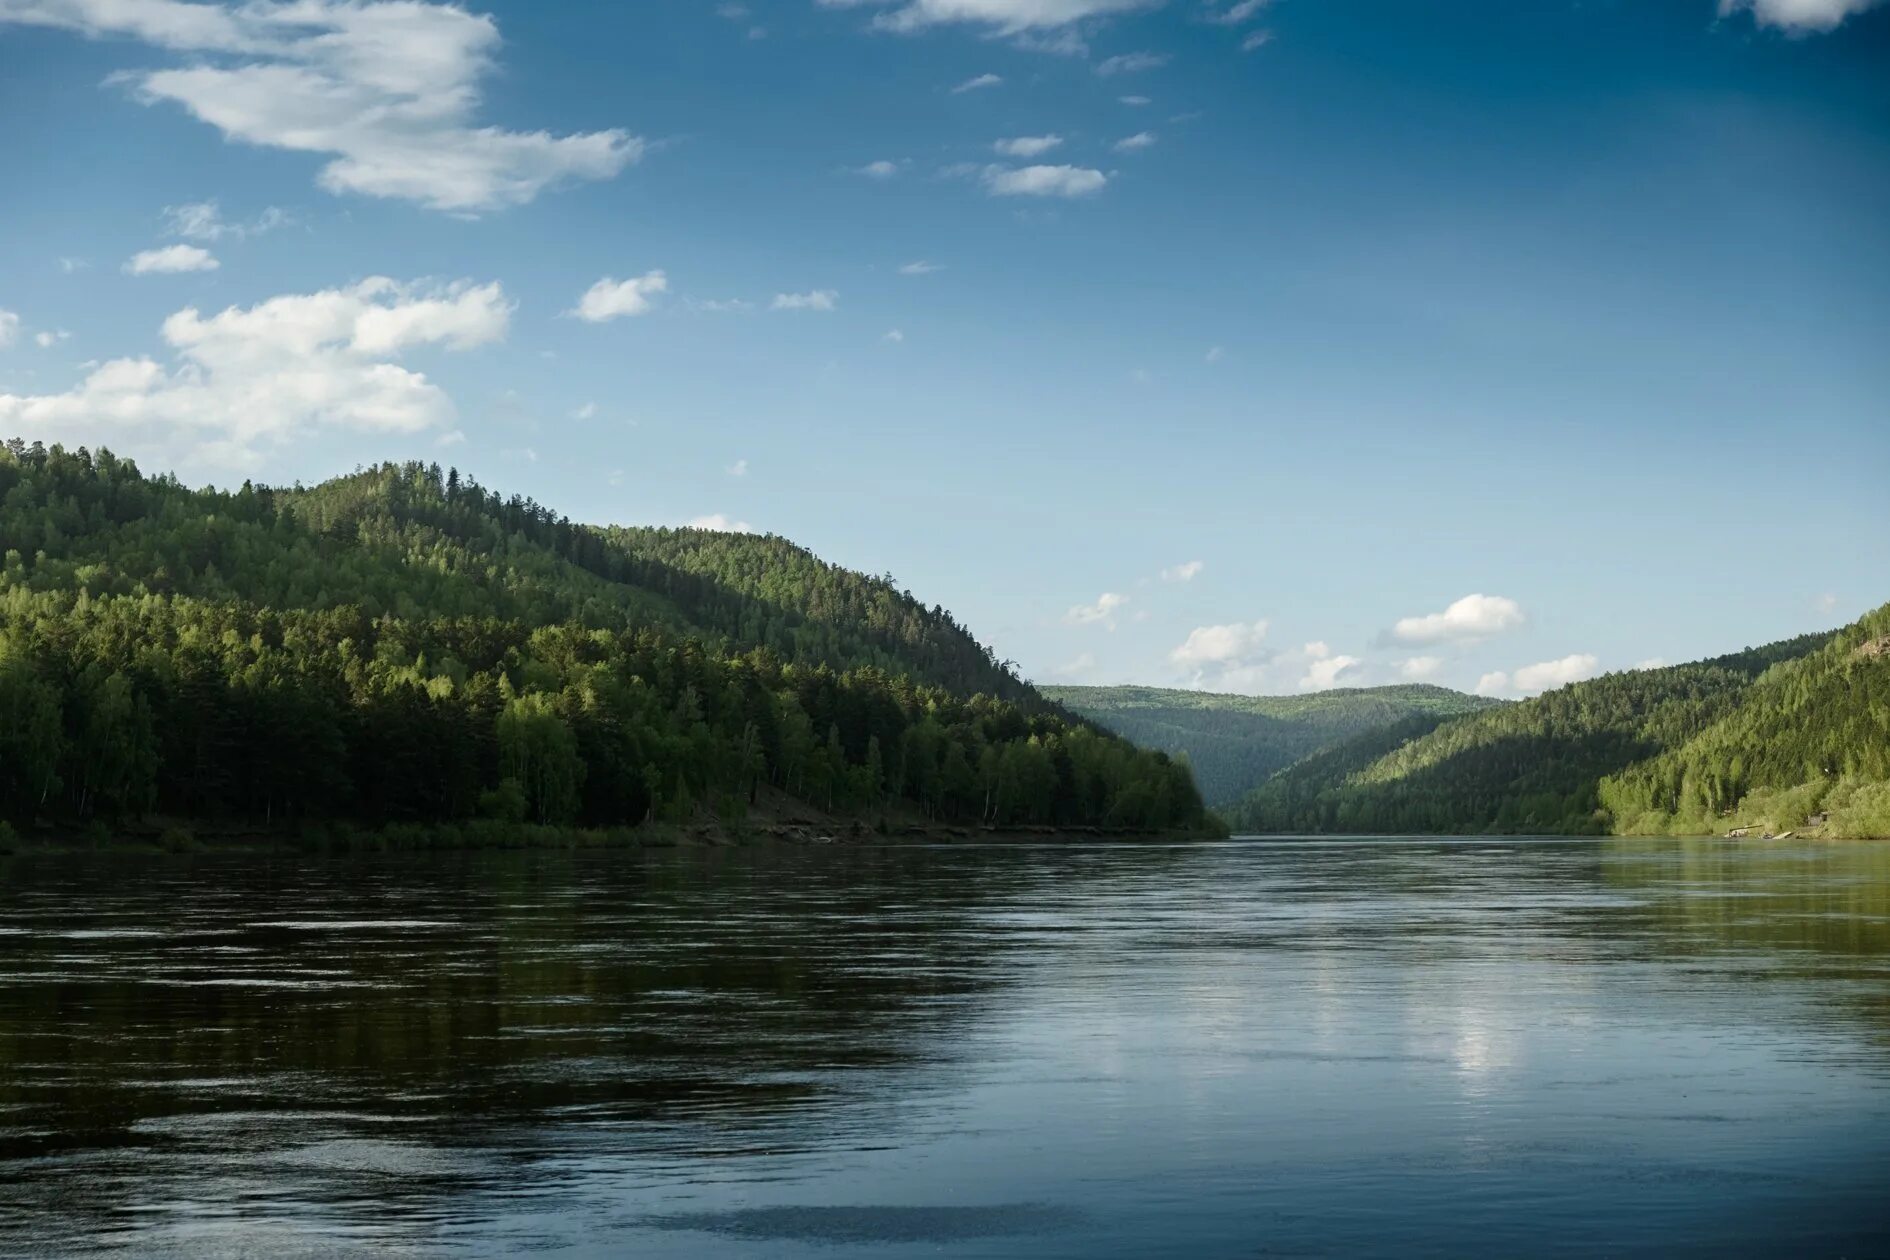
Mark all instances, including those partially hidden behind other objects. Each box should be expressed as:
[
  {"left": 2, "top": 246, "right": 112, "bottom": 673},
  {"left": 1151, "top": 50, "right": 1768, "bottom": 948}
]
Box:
[{"left": 3, "top": 837, "right": 1888, "bottom": 1257}]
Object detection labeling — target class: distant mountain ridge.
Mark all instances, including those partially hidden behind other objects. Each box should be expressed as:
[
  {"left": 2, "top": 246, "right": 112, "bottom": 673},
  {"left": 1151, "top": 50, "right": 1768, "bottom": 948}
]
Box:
[
  {"left": 1226, "top": 610, "right": 1888, "bottom": 838},
  {"left": 1041, "top": 683, "right": 1503, "bottom": 806}
]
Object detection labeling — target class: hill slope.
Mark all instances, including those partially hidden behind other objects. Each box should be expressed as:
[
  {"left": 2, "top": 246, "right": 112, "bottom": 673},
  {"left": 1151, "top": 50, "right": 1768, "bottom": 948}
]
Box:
[
  {"left": 1041, "top": 684, "right": 1502, "bottom": 805},
  {"left": 0, "top": 441, "right": 1215, "bottom": 839},
  {"left": 1226, "top": 630, "right": 1843, "bottom": 835},
  {"left": 1599, "top": 603, "right": 1890, "bottom": 838}
]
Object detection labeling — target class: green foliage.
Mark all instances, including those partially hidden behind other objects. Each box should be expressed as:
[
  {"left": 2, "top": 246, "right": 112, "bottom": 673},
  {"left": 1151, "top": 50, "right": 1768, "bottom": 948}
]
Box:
[
  {"left": 1227, "top": 630, "right": 1843, "bottom": 835},
  {"left": 1043, "top": 683, "right": 1502, "bottom": 805},
  {"left": 0, "top": 440, "right": 1215, "bottom": 839},
  {"left": 1599, "top": 604, "right": 1890, "bottom": 837}
]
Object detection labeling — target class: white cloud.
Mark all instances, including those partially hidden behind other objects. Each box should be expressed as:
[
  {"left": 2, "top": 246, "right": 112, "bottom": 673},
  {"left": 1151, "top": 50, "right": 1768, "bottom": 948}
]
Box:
[
  {"left": 58, "top": 257, "right": 87, "bottom": 274},
  {"left": 1170, "top": 620, "right": 1269, "bottom": 669},
  {"left": 571, "top": 402, "right": 597, "bottom": 421},
  {"left": 1717, "top": 0, "right": 1883, "bottom": 32},
  {"left": 899, "top": 260, "right": 943, "bottom": 275},
  {"left": 1161, "top": 559, "right": 1204, "bottom": 582},
  {"left": 435, "top": 429, "right": 465, "bottom": 448},
  {"left": 1400, "top": 655, "right": 1443, "bottom": 680},
  {"left": 1476, "top": 653, "right": 1602, "bottom": 697},
  {"left": 772, "top": 290, "right": 838, "bottom": 311},
  {"left": 125, "top": 244, "right": 219, "bottom": 274},
  {"left": 827, "top": 0, "right": 1154, "bottom": 35},
  {"left": 1241, "top": 29, "right": 1273, "bottom": 51},
  {"left": 0, "top": 277, "right": 507, "bottom": 468},
  {"left": 35, "top": 329, "right": 71, "bottom": 348},
  {"left": 854, "top": 159, "right": 903, "bottom": 178},
  {"left": 0, "top": 309, "right": 17, "bottom": 348},
  {"left": 689, "top": 297, "right": 758, "bottom": 313},
  {"left": 951, "top": 72, "right": 1003, "bottom": 92},
  {"left": 1096, "top": 50, "right": 1168, "bottom": 75},
  {"left": 570, "top": 271, "right": 668, "bottom": 322},
  {"left": 1300, "top": 643, "right": 1361, "bottom": 691},
  {"left": 1055, "top": 651, "right": 1099, "bottom": 678},
  {"left": 1390, "top": 593, "right": 1525, "bottom": 645},
  {"left": 1815, "top": 592, "right": 1839, "bottom": 613},
  {"left": 994, "top": 134, "right": 1063, "bottom": 157},
  {"left": 687, "top": 512, "right": 755, "bottom": 533},
  {"left": 1119, "top": 94, "right": 1151, "bottom": 105},
  {"left": 882, "top": 328, "right": 905, "bottom": 343},
  {"left": 983, "top": 164, "right": 1107, "bottom": 197},
  {"left": 1114, "top": 130, "right": 1156, "bottom": 151},
  {"left": 0, "top": 0, "right": 640, "bottom": 213},
  {"left": 163, "top": 199, "right": 285, "bottom": 242},
  {"left": 1204, "top": 344, "right": 1224, "bottom": 363},
  {"left": 1208, "top": 0, "right": 1267, "bottom": 23},
  {"left": 1632, "top": 657, "right": 1668, "bottom": 671},
  {"left": 727, "top": 458, "right": 748, "bottom": 477},
  {"left": 1065, "top": 591, "right": 1129, "bottom": 628}
]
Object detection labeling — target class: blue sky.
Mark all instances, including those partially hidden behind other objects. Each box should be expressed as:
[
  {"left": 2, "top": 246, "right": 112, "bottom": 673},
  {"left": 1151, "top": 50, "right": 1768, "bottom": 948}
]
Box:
[{"left": 1, "top": 0, "right": 1886, "bottom": 698}]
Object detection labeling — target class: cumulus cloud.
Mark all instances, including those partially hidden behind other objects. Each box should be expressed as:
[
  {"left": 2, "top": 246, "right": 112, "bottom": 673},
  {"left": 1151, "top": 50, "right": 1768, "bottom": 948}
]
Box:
[
  {"left": 686, "top": 512, "right": 755, "bottom": 533},
  {"left": 951, "top": 72, "right": 1003, "bottom": 92},
  {"left": 1717, "top": 0, "right": 1884, "bottom": 31},
  {"left": 994, "top": 134, "right": 1063, "bottom": 157},
  {"left": 0, "top": 276, "right": 509, "bottom": 469},
  {"left": 1065, "top": 591, "right": 1129, "bottom": 628},
  {"left": 1171, "top": 620, "right": 1269, "bottom": 669},
  {"left": 569, "top": 271, "right": 668, "bottom": 322},
  {"left": 125, "top": 244, "right": 219, "bottom": 274},
  {"left": 1632, "top": 657, "right": 1669, "bottom": 671},
  {"left": 1161, "top": 560, "right": 1204, "bottom": 582},
  {"left": 1476, "top": 653, "right": 1601, "bottom": 697},
  {"left": 772, "top": 290, "right": 839, "bottom": 311},
  {"left": 36, "top": 329, "right": 72, "bottom": 348},
  {"left": 1095, "top": 50, "right": 1168, "bottom": 75},
  {"left": 0, "top": 0, "right": 640, "bottom": 213},
  {"left": 1300, "top": 642, "right": 1361, "bottom": 691},
  {"left": 1400, "top": 655, "right": 1443, "bottom": 680},
  {"left": 854, "top": 159, "right": 902, "bottom": 178},
  {"left": 1114, "top": 130, "right": 1156, "bottom": 151},
  {"left": 983, "top": 164, "right": 1107, "bottom": 197},
  {"left": 1390, "top": 593, "right": 1525, "bottom": 645}
]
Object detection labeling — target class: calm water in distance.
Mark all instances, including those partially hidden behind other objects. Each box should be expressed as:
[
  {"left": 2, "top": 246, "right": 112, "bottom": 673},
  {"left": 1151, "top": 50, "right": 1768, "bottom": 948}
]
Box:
[{"left": 2, "top": 837, "right": 1888, "bottom": 1257}]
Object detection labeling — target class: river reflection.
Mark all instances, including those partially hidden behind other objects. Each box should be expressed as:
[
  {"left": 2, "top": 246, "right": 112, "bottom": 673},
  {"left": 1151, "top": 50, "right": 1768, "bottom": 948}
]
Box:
[{"left": 1, "top": 838, "right": 1887, "bottom": 1257}]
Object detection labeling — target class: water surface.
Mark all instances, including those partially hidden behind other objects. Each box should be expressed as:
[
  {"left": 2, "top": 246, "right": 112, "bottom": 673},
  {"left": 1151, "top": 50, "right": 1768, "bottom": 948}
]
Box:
[{"left": 2, "top": 837, "right": 1888, "bottom": 1256}]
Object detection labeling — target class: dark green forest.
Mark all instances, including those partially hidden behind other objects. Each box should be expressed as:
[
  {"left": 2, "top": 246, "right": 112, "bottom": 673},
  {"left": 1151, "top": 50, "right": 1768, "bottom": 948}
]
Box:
[
  {"left": 0, "top": 440, "right": 1216, "bottom": 844},
  {"left": 1226, "top": 621, "right": 1889, "bottom": 837},
  {"left": 1043, "top": 683, "right": 1501, "bottom": 805}
]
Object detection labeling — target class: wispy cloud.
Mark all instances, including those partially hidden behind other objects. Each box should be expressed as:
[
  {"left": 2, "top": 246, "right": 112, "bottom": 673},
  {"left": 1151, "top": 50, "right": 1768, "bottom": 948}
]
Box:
[
  {"left": 1066, "top": 591, "right": 1130, "bottom": 628},
  {"left": 898, "top": 260, "right": 943, "bottom": 275},
  {"left": 772, "top": 290, "right": 839, "bottom": 311},
  {"left": 994, "top": 134, "right": 1063, "bottom": 158},
  {"left": 1161, "top": 560, "right": 1204, "bottom": 582},
  {"left": 1096, "top": 51, "right": 1169, "bottom": 76},
  {"left": 951, "top": 72, "right": 1003, "bottom": 93},
  {"left": 1114, "top": 130, "right": 1156, "bottom": 151},
  {"left": 124, "top": 244, "right": 219, "bottom": 274},
  {"left": 983, "top": 164, "right": 1107, "bottom": 197}
]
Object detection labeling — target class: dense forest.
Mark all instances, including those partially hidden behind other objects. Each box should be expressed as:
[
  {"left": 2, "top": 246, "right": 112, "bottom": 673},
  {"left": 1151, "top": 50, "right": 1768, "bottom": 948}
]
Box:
[
  {"left": 1041, "top": 683, "right": 1501, "bottom": 805},
  {"left": 0, "top": 440, "right": 1217, "bottom": 843},
  {"left": 1224, "top": 621, "right": 1890, "bottom": 837}
]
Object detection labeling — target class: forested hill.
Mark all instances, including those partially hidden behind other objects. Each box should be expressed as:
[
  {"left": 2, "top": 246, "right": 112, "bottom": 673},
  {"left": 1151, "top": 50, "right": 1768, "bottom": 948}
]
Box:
[
  {"left": 1041, "top": 684, "right": 1502, "bottom": 806},
  {"left": 1599, "top": 603, "right": 1890, "bottom": 839},
  {"left": 1226, "top": 623, "right": 1881, "bottom": 837},
  {"left": 0, "top": 441, "right": 1216, "bottom": 842}
]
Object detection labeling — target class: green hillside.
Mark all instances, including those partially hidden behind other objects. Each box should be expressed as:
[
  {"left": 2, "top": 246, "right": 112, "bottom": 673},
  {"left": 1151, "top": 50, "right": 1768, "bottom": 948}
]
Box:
[
  {"left": 1041, "top": 683, "right": 1502, "bottom": 805},
  {"left": 1600, "top": 603, "right": 1890, "bottom": 839},
  {"left": 1226, "top": 630, "right": 1843, "bottom": 835},
  {"left": 0, "top": 440, "right": 1216, "bottom": 841}
]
